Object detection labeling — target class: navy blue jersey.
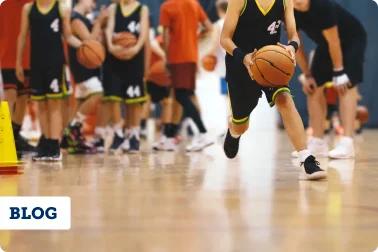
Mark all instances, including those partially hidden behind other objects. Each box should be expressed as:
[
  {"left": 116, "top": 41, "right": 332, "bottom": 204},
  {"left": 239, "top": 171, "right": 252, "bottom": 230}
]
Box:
[
  {"left": 29, "top": 0, "right": 65, "bottom": 67},
  {"left": 295, "top": 0, "right": 366, "bottom": 47},
  {"left": 232, "top": 0, "right": 285, "bottom": 52},
  {"left": 68, "top": 11, "right": 100, "bottom": 83}
]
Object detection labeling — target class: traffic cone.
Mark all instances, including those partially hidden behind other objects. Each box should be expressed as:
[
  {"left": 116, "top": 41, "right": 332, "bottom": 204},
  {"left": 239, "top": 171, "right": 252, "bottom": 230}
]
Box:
[{"left": 0, "top": 101, "right": 22, "bottom": 170}]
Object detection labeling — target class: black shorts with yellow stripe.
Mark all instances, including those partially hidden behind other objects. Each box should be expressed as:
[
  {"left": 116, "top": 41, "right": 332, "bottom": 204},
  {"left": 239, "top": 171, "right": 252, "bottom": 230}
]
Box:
[
  {"left": 226, "top": 57, "right": 290, "bottom": 125},
  {"left": 30, "top": 64, "right": 69, "bottom": 100},
  {"left": 102, "top": 59, "right": 147, "bottom": 104}
]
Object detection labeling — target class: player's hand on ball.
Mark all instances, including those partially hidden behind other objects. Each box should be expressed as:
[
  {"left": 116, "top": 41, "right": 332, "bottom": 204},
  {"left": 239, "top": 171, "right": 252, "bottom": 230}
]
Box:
[
  {"left": 110, "top": 44, "right": 124, "bottom": 57},
  {"left": 277, "top": 43, "right": 296, "bottom": 66},
  {"left": 15, "top": 64, "right": 24, "bottom": 83},
  {"left": 118, "top": 46, "right": 139, "bottom": 60},
  {"left": 244, "top": 49, "right": 257, "bottom": 80},
  {"left": 333, "top": 69, "right": 350, "bottom": 96}
]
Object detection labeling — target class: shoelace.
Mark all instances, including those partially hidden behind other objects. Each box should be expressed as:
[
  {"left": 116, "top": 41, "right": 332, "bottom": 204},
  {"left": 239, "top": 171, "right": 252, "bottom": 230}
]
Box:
[{"left": 300, "top": 156, "right": 320, "bottom": 166}]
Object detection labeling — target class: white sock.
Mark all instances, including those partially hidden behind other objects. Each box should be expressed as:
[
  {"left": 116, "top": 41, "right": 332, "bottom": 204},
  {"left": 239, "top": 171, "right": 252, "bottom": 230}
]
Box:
[
  {"left": 298, "top": 149, "right": 311, "bottom": 163},
  {"left": 70, "top": 112, "right": 86, "bottom": 126},
  {"left": 124, "top": 128, "right": 130, "bottom": 138},
  {"left": 311, "top": 137, "right": 325, "bottom": 144},
  {"left": 131, "top": 127, "right": 140, "bottom": 139},
  {"left": 94, "top": 127, "right": 106, "bottom": 139},
  {"left": 340, "top": 136, "right": 353, "bottom": 144}
]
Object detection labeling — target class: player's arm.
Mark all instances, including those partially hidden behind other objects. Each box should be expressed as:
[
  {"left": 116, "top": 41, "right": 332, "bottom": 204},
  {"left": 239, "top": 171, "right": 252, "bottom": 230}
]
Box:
[
  {"left": 92, "top": 7, "right": 108, "bottom": 41},
  {"left": 207, "top": 22, "right": 221, "bottom": 55},
  {"left": 296, "top": 33, "right": 317, "bottom": 94},
  {"left": 105, "top": 4, "right": 122, "bottom": 55},
  {"left": 144, "top": 33, "right": 151, "bottom": 78},
  {"left": 16, "top": 3, "right": 32, "bottom": 82},
  {"left": 131, "top": 6, "right": 149, "bottom": 54},
  {"left": 282, "top": 0, "right": 299, "bottom": 59},
  {"left": 151, "top": 37, "right": 166, "bottom": 61},
  {"left": 61, "top": 6, "right": 82, "bottom": 48},
  {"left": 220, "top": 0, "right": 254, "bottom": 78},
  {"left": 323, "top": 26, "right": 349, "bottom": 94}
]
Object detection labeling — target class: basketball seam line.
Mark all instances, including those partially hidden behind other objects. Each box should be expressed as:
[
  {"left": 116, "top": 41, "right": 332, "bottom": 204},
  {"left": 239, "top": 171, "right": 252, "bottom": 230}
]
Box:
[
  {"left": 254, "top": 58, "right": 275, "bottom": 86},
  {"left": 82, "top": 43, "right": 103, "bottom": 67},
  {"left": 254, "top": 49, "right": 294, "bottom": 63},
  {"left": 255, "top": 57, "right": 291, "bottom": 76}
]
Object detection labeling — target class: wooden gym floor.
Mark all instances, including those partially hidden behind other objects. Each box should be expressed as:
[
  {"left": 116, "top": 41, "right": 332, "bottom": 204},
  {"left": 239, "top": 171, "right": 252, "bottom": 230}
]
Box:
[{"left": 0, "top": 127, "right": 377, "bottom": 252}]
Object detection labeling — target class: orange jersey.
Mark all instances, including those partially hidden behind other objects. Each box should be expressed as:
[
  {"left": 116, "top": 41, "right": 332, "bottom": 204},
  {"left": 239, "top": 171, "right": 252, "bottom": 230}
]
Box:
[
  {"left": 0, "top": 0, "right": 31, "bottom": 69},
  {"left": 159, "top": 0, "right": 207, "bottom": 64}
]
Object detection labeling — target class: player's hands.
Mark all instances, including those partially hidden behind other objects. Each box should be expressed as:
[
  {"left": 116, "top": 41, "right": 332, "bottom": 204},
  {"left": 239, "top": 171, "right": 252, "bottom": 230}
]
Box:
[
  {"left": 277, "top": 43, "right": 296, "bottom": 65},
  {"left": 243, "top": 49, "right": 257, "bottom": 80},
  {"left": 110, "top": 44, "right": 125, "bottom": 58},
  {"left": 117, "top": 46, "right": 139, "bottom": 60},
  {"left": 299, "top": 73, "right": 317, "bottom": 95},
  {"left": 15, "top": 63, "right": 24, "bottom": 83},
  {"left": 333, "top": 69, "right": 350, "bottom": 96}
]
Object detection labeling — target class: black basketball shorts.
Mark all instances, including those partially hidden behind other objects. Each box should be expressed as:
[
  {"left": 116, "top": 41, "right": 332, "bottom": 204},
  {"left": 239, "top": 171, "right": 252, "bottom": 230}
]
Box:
[
  {"left": 30, "top": 64, "right": 65, "bottom": 100},
  {"left": 226, "top": 56, "right": 290, "bottom": 125},
  {"left": 1, "top": 69, "right": 31, "bottom": 96}
]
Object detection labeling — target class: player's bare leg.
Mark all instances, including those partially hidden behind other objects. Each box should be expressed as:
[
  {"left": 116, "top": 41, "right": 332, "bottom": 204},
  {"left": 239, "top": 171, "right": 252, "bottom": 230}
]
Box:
[
  {"left": 329, "top": 87, "right": 358, "bottom": 158},
  {"left": 47, "top": 99, "right": 63, "bottom": 160},
  {"left": 275, "top": 92, "right": 326, "bottom": 180},
  {"left": 126, "top": 103, "right": 142, "bottom": 153}
]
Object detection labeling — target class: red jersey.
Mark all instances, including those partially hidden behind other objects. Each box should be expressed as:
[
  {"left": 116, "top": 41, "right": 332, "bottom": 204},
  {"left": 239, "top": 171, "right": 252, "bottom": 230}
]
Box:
[{"left": 0, "top": 0, "right": 31, "bottom": 69}]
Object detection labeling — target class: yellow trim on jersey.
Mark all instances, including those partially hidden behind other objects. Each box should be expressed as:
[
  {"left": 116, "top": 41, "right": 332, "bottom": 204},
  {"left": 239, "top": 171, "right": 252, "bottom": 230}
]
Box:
[
  {"left": 240, "top": 0, "right": 248, "bottom": 16},
  {"left": 36, "top": 0, "right": 56, "bottom": 15},
  {"left": 125, "top": 96, "right": 148, "bottom": 104},
  {"left": 103, "top": 96, "right": 123, "bottom": 102},
  {"left": 325, "top": 82, "right": 333, "bottom": 88},
  {"left": 31, "top": 95, "right": 46, "bottom": 101},
  {"left": 283, "top": 0, "right": 286, "bottom": 11},
  {"left": 269, "top": 87, "right": 291, "bottom": 106},
  {"left": 120, "top": 2, "right": 141, "bottom": 17},
  {"left": 255, "top": 0, "right": 276, "bottom": 16}
]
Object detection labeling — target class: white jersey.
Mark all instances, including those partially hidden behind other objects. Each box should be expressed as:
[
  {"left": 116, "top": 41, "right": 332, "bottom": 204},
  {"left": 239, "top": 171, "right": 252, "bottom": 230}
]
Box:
[{"left": 214, "top": 18, "right": 226, "bottom": 78}]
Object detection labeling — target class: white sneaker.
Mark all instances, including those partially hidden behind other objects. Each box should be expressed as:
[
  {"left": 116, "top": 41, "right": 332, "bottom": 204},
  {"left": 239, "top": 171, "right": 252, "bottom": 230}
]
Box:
[
  {"left": 121, "top": 137, "right": 130, "bottom": 153},
  {"left": 153, "top": 136, "right": 176, "bottom": 151},
  {"left": 329, "top": 137, "right": 355, "bottom": 159},
  {"left": 291, "top": 137, "right": 328, "bottom": 158},
  {"left": 186, "top": 133, "right": 214, "bottom": 152}
]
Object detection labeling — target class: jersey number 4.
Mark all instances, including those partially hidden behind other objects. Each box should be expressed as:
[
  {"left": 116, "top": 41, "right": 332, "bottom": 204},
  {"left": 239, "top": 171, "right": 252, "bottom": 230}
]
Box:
[
  {"left": 50, "top": 18, "right": 59, "bottom": 33},
  {"left": 267, "top": 20, "right": 282, "bottom": 35},
  {"left": 128, "top": 21, "right": 140, "bottom": 33}
]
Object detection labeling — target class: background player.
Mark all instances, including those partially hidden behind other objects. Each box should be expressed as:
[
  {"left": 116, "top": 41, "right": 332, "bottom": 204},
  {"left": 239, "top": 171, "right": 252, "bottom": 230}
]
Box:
[
  {"left": 221, "top": 0, "right": 326, "bottom": 180},
  {"left": 106, "top": 0, "right": 149, "bottom": 153},
  {"left": 0, "top": 0, "right": 36, "bottom": 155},
  {"left": 159, "top": 0, "right": 214, "bottom": 152},
  {"left": 16, "top": 0, "right": 82, "bottom": 161},
  {"left": 63, "top": 0, "right": 108, "bottom": 154},
  {"left": 294, "top": 0, "right": 367, "bottom": 159}
]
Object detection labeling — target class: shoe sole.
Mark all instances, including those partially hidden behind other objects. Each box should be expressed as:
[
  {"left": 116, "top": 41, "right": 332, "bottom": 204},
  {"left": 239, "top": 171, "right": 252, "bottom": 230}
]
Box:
[
  {"left": 299, "top": 171, "right": 327, "bottom": 181},
  {"left": 329, "top": 155, "right": 355, "bottom": 159},
  {"left": 186, "top": 142, "right": 214, "bottom": 152}
]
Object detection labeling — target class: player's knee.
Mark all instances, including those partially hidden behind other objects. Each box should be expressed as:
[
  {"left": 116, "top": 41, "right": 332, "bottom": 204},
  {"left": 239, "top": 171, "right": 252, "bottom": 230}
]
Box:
[{"left": 275, "top": 92, "right": 293, "bottom": 110}]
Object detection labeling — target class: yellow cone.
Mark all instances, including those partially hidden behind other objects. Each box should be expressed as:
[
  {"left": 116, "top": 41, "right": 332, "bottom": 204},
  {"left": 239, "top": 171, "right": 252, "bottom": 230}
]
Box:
[{"left": 0, "top": 101, "right": 20, "bottom": 168}]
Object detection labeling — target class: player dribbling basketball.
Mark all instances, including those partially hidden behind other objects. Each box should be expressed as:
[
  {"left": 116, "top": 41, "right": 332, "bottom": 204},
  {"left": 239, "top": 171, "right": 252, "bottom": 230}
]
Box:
[{"left": 221, "top": 0, "right": 326, "bottom": 180}]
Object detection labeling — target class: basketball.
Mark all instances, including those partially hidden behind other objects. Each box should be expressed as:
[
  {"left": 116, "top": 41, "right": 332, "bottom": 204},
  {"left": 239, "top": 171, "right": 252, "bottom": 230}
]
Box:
[
  {"left": 76, "top": 40, "right": 105, "bottom": 69},
  {"left": 147, "top": 60, "right": 171, "bottom": 86},
  {"left": 112, "top": 32, "right": 138, "bottom": 48},
  {"left": 356, "top": 105, "right": 369, "bottom": 124},
  {"left": 251, "top": 45, "right": 295, "bottom": 87},
  {"left": 202, "top": 55, "right": 217, "bottom": 71}
]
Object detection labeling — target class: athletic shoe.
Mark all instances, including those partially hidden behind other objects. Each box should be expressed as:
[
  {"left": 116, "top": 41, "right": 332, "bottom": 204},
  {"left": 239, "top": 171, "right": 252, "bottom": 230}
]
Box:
[
  {"left": 186, "top": 133, "right": 214, "bottom": 152},
  {"left": 33, "top": 137, "right": 49, "bottom": 161},
  {"left": 153, "top": 136, "right": 176, "bottom": 151},
  {"left": 223, "top": 129, "right": 240, "bottom": 159},
  {"left": 109, "top": 133, "right": 125, "bottom": 153},
  {"left": 329, "top": 137, "right": 355, "bottom": 159},
  {"left": 140, "top": 127, "right": 148, "bottom": 139},
  {"left": 128, "top": 135, "right": 140, "bottom": 154},
  {"left": 292, "top": 137, "right": 329, "bottom": 158},
  {"left": 299, "top": 155, "right": 327, "bottom": 180},
  {"left": 46, "top": 152, "right": 63, "bottom": 162},
  {"left": 15, "top": 136, "right": 37, "bottom": 154},
  {"left": 60, "top": 129, "right": 70, "bottom": 149},
  {"left": 92, "top": 137, "right": 105, "bottom": 153},
  {"left": 121, "top": 137, "right": 130, "bottom": 153}
]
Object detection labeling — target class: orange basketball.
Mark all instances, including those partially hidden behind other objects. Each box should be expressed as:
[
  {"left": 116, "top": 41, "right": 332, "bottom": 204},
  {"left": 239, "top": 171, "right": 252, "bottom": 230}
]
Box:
[
  {"left": 77, "top": 40, "right": 105, "bottom": 69},
  {"left": 202, "top": 55, "right": 217, "bottom": 72},
  {"left": 356, "top": 105, "right": 369, "bottom": 124},
  {"left": 251, "top": 45, "right": 295, "bottom": 87},
  {"left": 147, "top": 60, "right": 171, "bottom": 87},
  {"left": 112, "top": 32, "right": 137, "bottom": 48}
]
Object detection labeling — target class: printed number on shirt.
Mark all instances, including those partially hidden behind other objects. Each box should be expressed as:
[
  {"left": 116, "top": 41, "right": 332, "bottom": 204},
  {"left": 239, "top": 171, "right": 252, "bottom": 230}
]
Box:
[
  {"left": 267, "top": 20, "right": 281, "bottom": 35},
  {"left": 50, "top": 18, "right": 59, "bottom": 33},
  {"left": 50, "top": 79, "right": 59, "bottom": 93},
  {"left": 127, "top": 85, "right": 141, "bottom": 98},
  {"left": 128, "top": 21, "right": 140, "bottom": 33}
]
